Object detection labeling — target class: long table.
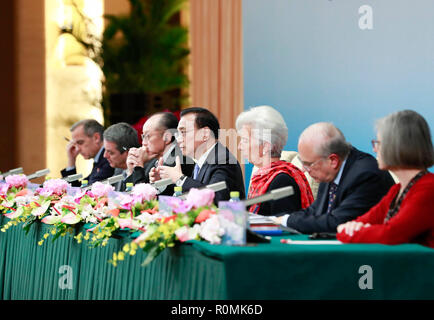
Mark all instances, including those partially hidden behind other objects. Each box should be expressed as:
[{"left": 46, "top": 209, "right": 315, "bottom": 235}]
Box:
[{"left": 1, "top": 215, "right": 433, "bottom": 300}]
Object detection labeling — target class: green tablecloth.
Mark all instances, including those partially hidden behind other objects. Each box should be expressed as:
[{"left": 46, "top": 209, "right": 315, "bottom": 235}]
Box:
[{"left": 1, "top": 218, "right": 433, "bottom": 299}]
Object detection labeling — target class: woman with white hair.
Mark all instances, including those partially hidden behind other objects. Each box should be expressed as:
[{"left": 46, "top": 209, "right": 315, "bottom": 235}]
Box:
[
  {"left": 236, "top": 105, "right": 314, "bottom": 216},
  {"left": 337, "top": 110, "right": 434, "bottom": 247}
]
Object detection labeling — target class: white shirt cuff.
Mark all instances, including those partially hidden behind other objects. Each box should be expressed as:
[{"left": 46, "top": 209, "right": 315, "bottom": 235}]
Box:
[{"left": 281, "top": 214, "right": 290, "bottom": 227}]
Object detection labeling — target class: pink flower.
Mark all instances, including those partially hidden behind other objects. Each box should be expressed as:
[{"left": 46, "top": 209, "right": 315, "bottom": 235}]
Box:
[
  {"left": 61, "top": 212, "right": 81, "bottom": 224},
  {"left": 5, "top": 174, "right": 29, "bottom": 189},
  {"left": 165, "top": 197, "right": 193, "bottom": 214},
  {"left": 175, "top": 225, "right": 200, "bottom": 242},
  {"left": 39, "top": 179, "right": 70, "bottom": 196},
  {"left": 116, "top": 193, "right": 134, "bottom": 210},
  {"left": 195, "top": 209, "right": 216, "bottom": 223},
  {"left": 117, "top": 218, "right": 134, "bottom": 229},
  {"left": 90, "top": 182, "right": 114, "bottom": 198},
  {"left": 4, "top": 207, "right": 24, "bottom": 219},
  {"left": 185, "top": 188, "right": 215, "bottom": 208},
  {"left": 131, "top": 183, "right": 158, "bottom": 203},
  {"left": 73, "top": 190, "right": 86, "bottom": 203},
  {"left": 42, "top": 215, "right": 62, "bottom": 225}
]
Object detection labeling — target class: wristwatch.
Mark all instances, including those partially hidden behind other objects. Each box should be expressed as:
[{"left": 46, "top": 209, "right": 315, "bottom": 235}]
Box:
[{"left": 176, "top": 175, "right": 186, "bottom": 186}]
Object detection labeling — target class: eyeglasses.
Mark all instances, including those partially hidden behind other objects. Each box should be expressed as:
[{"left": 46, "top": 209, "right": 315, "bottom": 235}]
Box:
[
  {"left": 174, "top": 129, "right": 195, "bottom": 140},
  {"left": 141, "top": 130, "right": 164, "bottom": 142},
  {"left": 297, "top": 156, "right": 324, "bottom": 172},
  {"left": 371, "top": 139, "right": 381, "bottom": 150}
]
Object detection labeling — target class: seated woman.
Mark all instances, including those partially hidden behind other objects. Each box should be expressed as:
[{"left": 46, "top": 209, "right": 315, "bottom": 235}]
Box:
[
  {"left": 236, "top": 105, "right": 314, "bottom": 216},
  {"left": 337, "top": 110, "right": 434, "bottom": 248}
]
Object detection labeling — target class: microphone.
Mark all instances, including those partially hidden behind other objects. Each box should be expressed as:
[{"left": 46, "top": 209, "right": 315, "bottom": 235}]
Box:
[
  {"left": 63, "top": 173, "right": 83, "bottom": 183},
  {"left": 26, "top": 168, "right": 51, "bottom": 180},
  {"left": 152, "top": 178, "right": 173, "bottom": 189},
  {"left": 2, "top": 167, "right": 24, "bottom": 177},
  {"left": 178, "top": 181, "right": 227, "bottom": 200},
  {"left": 105, "top": 174, "right": 124, "bottom": 186},
  {"left": 80, "top": 174, "right": 125, "bottom": 191},
  {"left": 242, "top": 186, "right": 294, "bottom": 207}
]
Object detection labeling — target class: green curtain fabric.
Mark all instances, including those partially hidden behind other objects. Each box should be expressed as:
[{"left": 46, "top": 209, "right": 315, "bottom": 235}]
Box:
[
  {"left": 191, "top": 236, "right": 434, "bottom": 299},
  {"left": 2, "top": 217, "right": 434, "bottom": 300},
  {"left": 0, "top": 218, "right": 226, "bottom": 300}
]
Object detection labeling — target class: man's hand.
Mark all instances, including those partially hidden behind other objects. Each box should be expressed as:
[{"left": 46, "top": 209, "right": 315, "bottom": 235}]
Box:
[
  {"left": 126, "top": 147, "right": 149, "bottom": 176},
  {"left": 66, "top": 141, "right": 80, "bottom": 167},
  {"left": 158, "top": 156, "right": 183, "bottom": 183},
  {"left": 149, "top": 157, "right": 164, "bottom": 183}
]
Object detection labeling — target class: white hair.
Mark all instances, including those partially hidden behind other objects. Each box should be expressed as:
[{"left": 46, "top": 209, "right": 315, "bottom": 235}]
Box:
[
  {"left": 236, "top": 105, "right": 288, "bottom": 157},
  {"left": 299, "top": 122, "right": 351, "bottom": 158}
]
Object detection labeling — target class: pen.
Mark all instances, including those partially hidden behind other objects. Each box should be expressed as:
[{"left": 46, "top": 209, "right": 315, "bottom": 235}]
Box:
[{"left": 280, "top": 239, "right": 293, "bottom": 244}]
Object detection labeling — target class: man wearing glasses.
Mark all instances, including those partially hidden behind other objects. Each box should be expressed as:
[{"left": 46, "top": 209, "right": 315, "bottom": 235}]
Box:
[
  {"left": 152, "top": 107, "right": 245, "bottom": 205},
  {"left": 123, "top": 112, "right": 194, "bottom": 195},
  {"left": 274, "top": 122, "right": 395, "bottom": 234}
]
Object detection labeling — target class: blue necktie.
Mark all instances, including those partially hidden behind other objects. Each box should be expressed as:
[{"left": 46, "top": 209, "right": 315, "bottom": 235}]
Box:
[
  {"left": 326, "top": 182, "right": 338, "bottom": 215},
  {"left": 193, "top": 163, "right": 200, "bottom": 179}
]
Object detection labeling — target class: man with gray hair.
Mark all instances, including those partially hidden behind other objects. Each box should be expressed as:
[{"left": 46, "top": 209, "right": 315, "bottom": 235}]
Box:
[
  {"left": 61, "top": 119, "right": 114, "bottom": 186},
  {"left": 275, "top": 122, "right": 395, "bottom": 234},
  {"left": 103, "top": 122, "right": 140, "bottom": 191}
]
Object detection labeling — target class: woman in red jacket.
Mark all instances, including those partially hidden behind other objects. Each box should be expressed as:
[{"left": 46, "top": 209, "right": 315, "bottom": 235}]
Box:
[{"left": 337, "top": 110, "right": 434, "bottom": 248}]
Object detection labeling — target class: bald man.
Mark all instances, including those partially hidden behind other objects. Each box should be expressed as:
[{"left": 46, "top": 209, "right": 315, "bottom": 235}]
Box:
[{"left": 276, "top": 122, "right": 395, "bottom": 234}]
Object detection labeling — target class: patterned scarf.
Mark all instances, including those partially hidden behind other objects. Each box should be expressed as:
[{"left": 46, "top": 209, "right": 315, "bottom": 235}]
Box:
[
  {"left": 384, "top": 170, "right": 428, "bottom": 223},
  {"left": 248, "top": 160, "right": 314, "bottom": 214}
]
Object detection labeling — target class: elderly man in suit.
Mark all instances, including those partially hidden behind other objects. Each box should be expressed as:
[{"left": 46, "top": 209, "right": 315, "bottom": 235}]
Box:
[
  {"left": 61, "top": 119, "right": 114, "bottom": 186},
  {"left": 275, "top": 122, "right": 395, "bottom": 234},
  {"left": 102, "top": 122, "right": 140, "bottom": 191},
  {"left": 153, "top": 107, "right": 245, "bottom": 204},
  {"left": 123, "top": 112, "right": 194, "bottom": 195}
]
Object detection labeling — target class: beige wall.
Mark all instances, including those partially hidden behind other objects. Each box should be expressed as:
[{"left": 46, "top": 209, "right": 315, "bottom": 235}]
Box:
[
  {"left": 14, "top": 0, "right": 46, "bottom": 183},
  {"left": 0, "top": 0, "right": 243, "bottom": 181}
]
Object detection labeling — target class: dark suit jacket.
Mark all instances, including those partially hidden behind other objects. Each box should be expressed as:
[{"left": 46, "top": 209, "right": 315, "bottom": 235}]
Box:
[
  {"left": 182, "top": 142, "right": 246, "bottom": 205},
  {"left": 283, "top": 147, "right": 395, "bottom": 234},
  {"left": 122, "top": 144, "right": 195, "bottom": 195},
  {"left": 61, "top": 148, "right": 114, "bottom": 187}
]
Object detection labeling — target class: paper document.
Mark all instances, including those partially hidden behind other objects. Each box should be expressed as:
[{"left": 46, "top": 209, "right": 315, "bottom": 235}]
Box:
[{"left": 281, "top": 239, "right": 342, "bottom": 245}]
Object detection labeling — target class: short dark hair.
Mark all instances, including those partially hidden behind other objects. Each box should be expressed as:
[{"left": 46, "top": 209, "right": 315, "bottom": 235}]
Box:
[
  {"left": 180, "top": 107, "right": 220, "bottom": 139},
  {"left": 103, "top": 122, "right": 140, "bottom": 153},
  {"left": 152, "top": 112, "right": 179, "bottom": 143},
  {"left": 70, "top": 119, "right": 104, "bottom": 141}
]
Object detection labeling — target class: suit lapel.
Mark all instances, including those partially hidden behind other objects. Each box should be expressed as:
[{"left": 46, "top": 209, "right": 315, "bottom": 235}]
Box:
[
  {"left": 317, "top": 182, "right": 330, "bottom": 215},
  {"left": 196, "top": 143, "right": 221, "bottom": 182},
  {"left": 318, "top": 148, "right": 357, "bottom": 214}
]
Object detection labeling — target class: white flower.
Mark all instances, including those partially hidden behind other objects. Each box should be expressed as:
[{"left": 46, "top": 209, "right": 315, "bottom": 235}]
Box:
[{"left": 199, "top": 215, "right": 224, "bottom": 244}]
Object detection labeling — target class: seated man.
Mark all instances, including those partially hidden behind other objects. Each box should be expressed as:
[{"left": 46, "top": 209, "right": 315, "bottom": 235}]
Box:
[
  {"left": 154, "top": 107, "right": 246, "bottom": 204},
  {"left": 61, "top": 119, "right": 114, "bottom": 186},
  {"left": 103, "top": 122, "right": 140, "bottom": 191},
  {"left": 123, "top": 112, "right": 194, "bottom": 195},
  {"left": 275, "top": 122, "right": 395, "bottom": 234}
]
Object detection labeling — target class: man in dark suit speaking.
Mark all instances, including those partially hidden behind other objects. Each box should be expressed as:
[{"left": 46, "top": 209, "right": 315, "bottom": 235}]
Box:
[
  {"left": 61, "top": 119, "right": 114, "bottom": 186},
  {"left": 153, "top": 107, "right": 245, "bottom": 204},
  {"left": 275, "top": 122, "right": 395, "bottom": 234}
]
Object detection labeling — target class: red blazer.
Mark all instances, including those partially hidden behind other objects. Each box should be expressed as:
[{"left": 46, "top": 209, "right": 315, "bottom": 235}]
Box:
[{"left": 337, "top": 172, "right": 434, "bottom": 248}]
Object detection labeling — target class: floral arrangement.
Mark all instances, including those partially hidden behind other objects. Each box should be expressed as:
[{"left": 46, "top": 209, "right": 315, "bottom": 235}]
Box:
[
  {"left": 0, "top": 177, "right": 228, "bottom": 267},
  {"left": 110, "top": 188, "right": 224, "bottom": 267}
]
